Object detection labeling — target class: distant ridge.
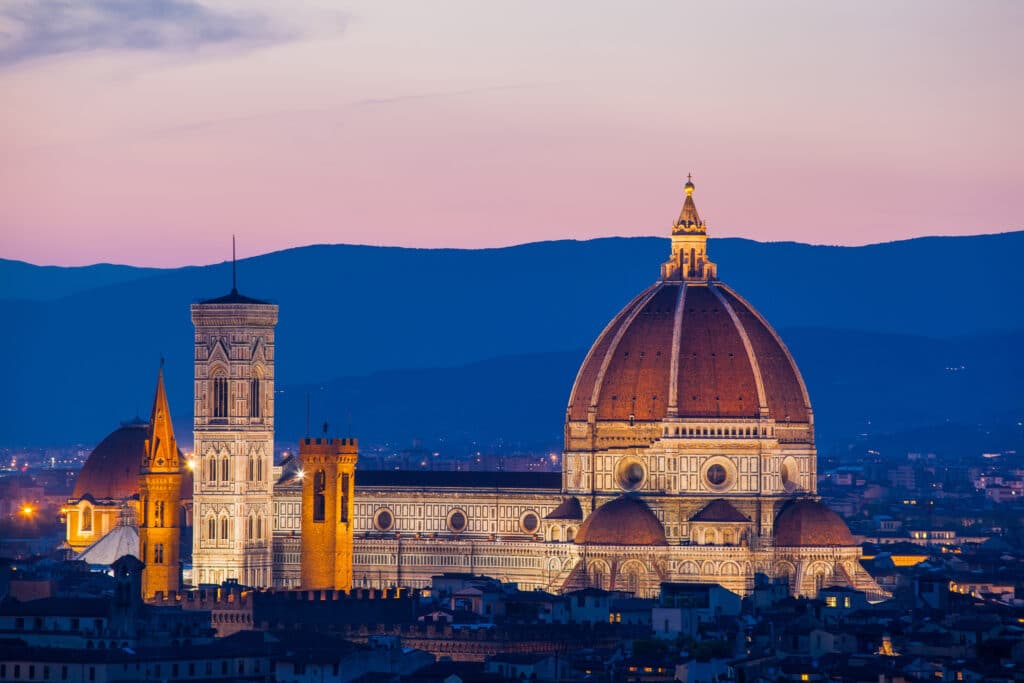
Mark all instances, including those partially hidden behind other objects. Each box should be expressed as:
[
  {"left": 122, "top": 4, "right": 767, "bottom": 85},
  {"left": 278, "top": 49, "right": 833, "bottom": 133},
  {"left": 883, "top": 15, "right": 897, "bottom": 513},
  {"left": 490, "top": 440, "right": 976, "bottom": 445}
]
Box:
[{"left": 0, "top": 232, "right": 1021, "bottom": 446}]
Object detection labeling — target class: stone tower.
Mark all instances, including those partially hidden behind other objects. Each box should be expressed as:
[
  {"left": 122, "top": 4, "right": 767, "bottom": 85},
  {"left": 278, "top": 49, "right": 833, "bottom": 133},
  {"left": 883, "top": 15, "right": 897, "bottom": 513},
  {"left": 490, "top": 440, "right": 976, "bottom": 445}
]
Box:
[
  {"left": 191, "top": 271, "right": 278, "bottom": 588},
  {"left": 299, "top": 437, "right": 358, "bottom": 591},
  {"left": 139, "top": 366, "right": 182, "bottom": 599}
]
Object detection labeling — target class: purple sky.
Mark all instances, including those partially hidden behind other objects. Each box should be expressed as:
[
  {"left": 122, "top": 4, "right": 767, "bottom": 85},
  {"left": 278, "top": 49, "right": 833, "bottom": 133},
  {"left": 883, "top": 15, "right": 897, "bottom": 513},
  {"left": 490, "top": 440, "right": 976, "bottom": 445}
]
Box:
[{"left": 1, "top": 1, "right": 1021, "bottom": 267}]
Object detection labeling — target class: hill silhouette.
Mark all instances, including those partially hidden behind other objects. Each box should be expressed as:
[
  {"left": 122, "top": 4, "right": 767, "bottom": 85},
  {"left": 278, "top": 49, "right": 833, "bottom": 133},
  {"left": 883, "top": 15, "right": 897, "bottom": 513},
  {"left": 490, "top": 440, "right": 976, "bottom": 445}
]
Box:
[{"left": 0, "top": 232, "right": 1021, "bottom": 447}]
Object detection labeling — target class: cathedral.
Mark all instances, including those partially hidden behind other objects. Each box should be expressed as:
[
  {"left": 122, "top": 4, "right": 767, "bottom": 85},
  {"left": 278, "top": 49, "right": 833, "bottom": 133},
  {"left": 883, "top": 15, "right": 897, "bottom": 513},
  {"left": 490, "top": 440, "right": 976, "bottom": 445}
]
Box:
[{"left": 66, "top": 178, "right": 887, "bottom": 602}]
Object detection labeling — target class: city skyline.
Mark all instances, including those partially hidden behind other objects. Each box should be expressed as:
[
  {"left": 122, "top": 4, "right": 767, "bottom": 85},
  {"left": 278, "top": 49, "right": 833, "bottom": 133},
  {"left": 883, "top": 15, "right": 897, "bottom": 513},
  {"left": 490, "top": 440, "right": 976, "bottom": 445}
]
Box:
[{"left": 2, "top": 1, "right": 1022, "bottom": 267}]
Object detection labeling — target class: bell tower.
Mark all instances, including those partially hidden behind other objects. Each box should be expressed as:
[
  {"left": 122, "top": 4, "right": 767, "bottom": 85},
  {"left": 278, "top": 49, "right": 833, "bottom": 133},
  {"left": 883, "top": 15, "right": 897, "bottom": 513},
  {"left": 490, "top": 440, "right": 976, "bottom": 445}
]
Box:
[
  {"left": 191, "top": 247, "right": 278, "bottom": 588},
  {"left": 139, "top": 364, "right": 182, "bottom": 599},
  {"left": 299, "top": 437, "right": 358, "bottom": 592}
]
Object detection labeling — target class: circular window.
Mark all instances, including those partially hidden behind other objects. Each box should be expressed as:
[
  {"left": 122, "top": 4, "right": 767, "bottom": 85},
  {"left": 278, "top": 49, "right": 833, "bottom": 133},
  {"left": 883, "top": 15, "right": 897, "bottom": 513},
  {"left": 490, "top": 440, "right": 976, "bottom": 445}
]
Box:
[
  {"left": 373, "top": 508, "right": 394, "bottom": 532},
  {"left": 702, "top": 458, "right": 735, "bottom": 492},
  {"left": 520, "top": 511, "right": 540, "bottom": 534},
  {"left": 616, "top": 458, "right": 647, "bottom": 491},
  {"left": 447, "top": 509, "right": 467, "bottom": 533}
]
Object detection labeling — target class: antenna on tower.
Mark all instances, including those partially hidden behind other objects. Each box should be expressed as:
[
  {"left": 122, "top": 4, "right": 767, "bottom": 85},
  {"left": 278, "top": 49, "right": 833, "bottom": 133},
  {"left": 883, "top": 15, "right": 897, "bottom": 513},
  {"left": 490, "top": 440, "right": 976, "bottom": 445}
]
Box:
[
  {"left": 305, "top": 393, "right": 311, "bottom": 438},
  {"left": 231, "top": 235, "right": 238, "bottom": 294}
]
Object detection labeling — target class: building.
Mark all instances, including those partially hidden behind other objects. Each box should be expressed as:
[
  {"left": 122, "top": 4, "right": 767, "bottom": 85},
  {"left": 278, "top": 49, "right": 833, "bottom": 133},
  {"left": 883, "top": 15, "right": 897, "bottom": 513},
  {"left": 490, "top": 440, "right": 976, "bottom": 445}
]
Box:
[
  {"left": 190, "top": 279, "right": 278, "bottom": 588},
  {"left": 269, "top": 177, "right": 885, "bottom": 600}
]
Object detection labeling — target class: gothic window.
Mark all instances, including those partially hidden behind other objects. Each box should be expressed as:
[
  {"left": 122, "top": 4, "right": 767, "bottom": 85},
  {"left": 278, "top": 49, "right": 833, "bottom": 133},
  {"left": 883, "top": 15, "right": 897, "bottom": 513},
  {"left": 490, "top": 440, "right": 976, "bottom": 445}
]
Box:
[
  {"left": 247, "top": 516, "right": 254, "bottom": 539},
  {"left": 207, "top": 517, "right": 216, "bottom": 540},
  {"left": 154, "top": 501, "right": 165, "bottom": 528},
  {"left": 221, "top": 457, "right": 229, "bottom": 482},
  {"left": 249, "top": 378, "right": 261, "bottom": 418},
  {"left": 153, "top": 544, "right": 164, "bottom": 564},
  {"left": 81, "top": 504, "right": 93, "bottom": 532},
  {"left": 256, "top": 515, "right": 263, "bottom": 539},
  {"left": 212, "top": 374, "right": 229, "bottom": 418},
  {"left": 208, "top": 457, "right": 217, "bottom": 482},
  {"left": 340, "top": 473, "right": 350, "bottom": 524},
  {"left": 313, "top": 470, "right": 326, "bottom": 522},
  {"left": 248, "top": 457, "right": 254, "bottom": 481},
  {"left": 257, "top": 457, "right": 263, "bottom": 481},
  {"left": 221, "top": 517, "right": 229, "bottom": 540}
]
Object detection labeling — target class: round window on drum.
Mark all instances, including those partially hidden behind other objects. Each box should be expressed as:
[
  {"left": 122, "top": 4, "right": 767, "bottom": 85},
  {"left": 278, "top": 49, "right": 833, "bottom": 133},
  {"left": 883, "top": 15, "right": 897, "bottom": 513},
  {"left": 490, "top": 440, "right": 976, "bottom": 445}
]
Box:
[
  {"left": 447, "top": 509, "right": 468, "bottom": 533},
  {"left": 373, "top": 508, "right": 394, "bottom": 532}
]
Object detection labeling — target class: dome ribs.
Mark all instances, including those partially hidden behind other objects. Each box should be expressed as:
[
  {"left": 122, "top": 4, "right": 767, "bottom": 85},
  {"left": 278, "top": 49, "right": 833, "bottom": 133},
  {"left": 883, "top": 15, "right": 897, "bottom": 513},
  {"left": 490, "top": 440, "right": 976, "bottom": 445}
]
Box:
[
  {"left": 719, "top": 287, "right": 810, "bottom": 424},
  {"left": 675, "top": 285, "right": 759, "bottom": 418},
  {"left": 595, "top": 284, "right": 678, "bottom": 421},
  {"left": 567, "top": 285, "right": 656, "bottom": 421}
]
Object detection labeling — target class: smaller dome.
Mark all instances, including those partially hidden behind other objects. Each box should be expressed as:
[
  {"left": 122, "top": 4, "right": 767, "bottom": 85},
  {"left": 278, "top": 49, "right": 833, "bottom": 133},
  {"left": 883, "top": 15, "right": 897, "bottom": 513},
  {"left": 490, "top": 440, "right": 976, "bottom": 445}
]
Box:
[
  {"left": 575, "top": 496, "right": 667, "bottom": 546},
  {"left": 774, "top": 500, "right": 855, "bottom": 547},
  {"left": 73, "top": 420, "right": 191, "bottom": 502}
]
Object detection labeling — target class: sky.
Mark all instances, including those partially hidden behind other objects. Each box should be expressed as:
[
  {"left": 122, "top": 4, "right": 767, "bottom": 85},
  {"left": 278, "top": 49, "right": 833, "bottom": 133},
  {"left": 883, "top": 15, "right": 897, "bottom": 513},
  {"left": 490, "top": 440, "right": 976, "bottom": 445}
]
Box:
[{"left": 1, "top": 1, "right": 1021, "bottom": 267}]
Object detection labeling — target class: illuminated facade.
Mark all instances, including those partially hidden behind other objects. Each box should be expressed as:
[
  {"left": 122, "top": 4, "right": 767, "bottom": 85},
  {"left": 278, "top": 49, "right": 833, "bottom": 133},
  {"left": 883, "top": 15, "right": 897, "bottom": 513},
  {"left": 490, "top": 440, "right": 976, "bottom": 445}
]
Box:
[
  {"left": 269, "top": 179, "right": 888, "bottom": 601},
  {"left": 191, "top": 285, "right": 278, "bottom": 588},
  {"left": 139, "top": 366, "right": 182, "bottom": 599},
  {"left": 299, "top": 437, "right": 358, "bottom": 591}
]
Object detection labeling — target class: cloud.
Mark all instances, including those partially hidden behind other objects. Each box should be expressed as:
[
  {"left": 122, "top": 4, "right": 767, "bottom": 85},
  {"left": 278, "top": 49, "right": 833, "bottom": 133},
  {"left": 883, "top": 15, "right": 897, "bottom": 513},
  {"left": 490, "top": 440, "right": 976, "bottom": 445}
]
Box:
[{"left": 0, "top": 0, "right": 291, "bottom": 65}]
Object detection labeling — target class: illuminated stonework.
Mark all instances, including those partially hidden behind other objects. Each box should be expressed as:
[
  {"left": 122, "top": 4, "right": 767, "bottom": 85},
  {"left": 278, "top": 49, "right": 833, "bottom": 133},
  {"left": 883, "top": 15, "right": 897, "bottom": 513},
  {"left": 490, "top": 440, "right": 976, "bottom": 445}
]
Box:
[
  {"left": 299, "top": 437, "right": 358, "bottom": 591},
  {"left": 265, "top": 178, "right": 888, "bottom": 602},
  {"left": 191, "top": 288, "right": 278, "bottom": 588}
]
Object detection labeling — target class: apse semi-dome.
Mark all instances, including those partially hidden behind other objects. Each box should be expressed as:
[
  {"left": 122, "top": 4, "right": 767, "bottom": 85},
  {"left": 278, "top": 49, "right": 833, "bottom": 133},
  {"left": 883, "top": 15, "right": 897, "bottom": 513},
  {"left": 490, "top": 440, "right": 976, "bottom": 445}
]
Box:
[
  {"left": 575, "top": 496, "right": 667, "bottom": 546},
  {"left": 773, "top": 499, "right": 856, "bottom": 547},
  {"left": 566, "top": 179, "right": 811, "bottom": 446},
  {"left": 73, "top": 418, "right": 192, "bottom": 501}
]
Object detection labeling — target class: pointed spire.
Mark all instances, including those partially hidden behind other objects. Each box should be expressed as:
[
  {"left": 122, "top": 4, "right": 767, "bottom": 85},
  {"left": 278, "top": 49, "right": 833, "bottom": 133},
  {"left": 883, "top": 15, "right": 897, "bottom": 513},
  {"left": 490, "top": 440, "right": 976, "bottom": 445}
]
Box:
[
  {"left": 674, "top": 174, "right": 704, "bottom": 233},
  {"left": 143, "top": 363, "right": 178, "bottom": 473}
]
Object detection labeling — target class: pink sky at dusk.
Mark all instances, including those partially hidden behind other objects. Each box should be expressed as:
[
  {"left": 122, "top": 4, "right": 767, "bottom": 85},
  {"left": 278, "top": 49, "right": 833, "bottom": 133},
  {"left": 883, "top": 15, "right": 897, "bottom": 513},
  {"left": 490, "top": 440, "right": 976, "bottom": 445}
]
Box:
[{"left": 1, "top": 1, "right": 1021, "bottom": 267}]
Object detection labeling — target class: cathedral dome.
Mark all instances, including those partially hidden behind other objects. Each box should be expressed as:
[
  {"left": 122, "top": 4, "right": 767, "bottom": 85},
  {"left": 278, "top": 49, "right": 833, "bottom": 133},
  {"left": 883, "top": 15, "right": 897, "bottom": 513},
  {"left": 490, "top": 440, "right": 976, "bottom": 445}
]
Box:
[
  {"left": 773, "top": 499, "right": 855, "bottom": 547},
  {"left": 575, "top": 496, "right": 667, "bottom": 546},
  {"left": 566, "top": 181, "right": 810, "bottom": 433},
  {"left": 73, "top": 419, "right": 191, "bottom": 501}
]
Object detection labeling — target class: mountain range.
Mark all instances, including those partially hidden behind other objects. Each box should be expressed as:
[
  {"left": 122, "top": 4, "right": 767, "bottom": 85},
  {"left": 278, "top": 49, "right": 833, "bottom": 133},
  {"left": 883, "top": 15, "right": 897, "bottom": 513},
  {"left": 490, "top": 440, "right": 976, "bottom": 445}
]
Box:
[{"left": 1, "top": 231, "right": 1021, "bottom": 451}]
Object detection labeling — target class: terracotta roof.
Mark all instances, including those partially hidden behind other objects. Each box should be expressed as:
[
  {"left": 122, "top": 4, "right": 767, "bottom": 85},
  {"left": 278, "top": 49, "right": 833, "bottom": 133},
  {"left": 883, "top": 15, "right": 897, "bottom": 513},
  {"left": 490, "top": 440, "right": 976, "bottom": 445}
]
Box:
[
  {"left": 575, "top": 496, "right": 667, "bottom": 546},
  {"left": 72, "top": 421, "right": 192, "bottom": 501},
  {"left": 545, "top": 497, "right": 583, "bottom": 520},
  {"left": 774, "top": 499, "right": 856, "bottom": 547},
  {"left": 690, "top": 499, "right": 750, "bottom": 523},
  {"left": 568, "top": 282, "right": 810, "bottom": 425}
]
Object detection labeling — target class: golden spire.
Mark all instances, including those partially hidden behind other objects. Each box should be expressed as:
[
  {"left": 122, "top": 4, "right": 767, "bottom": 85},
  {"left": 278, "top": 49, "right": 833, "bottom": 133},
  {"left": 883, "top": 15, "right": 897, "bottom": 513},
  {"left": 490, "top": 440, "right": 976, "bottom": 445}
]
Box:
[
  {"left": 660, "top": 174, "right": 717, "bottom": 282},
  {"left": 142, "top": 362, "right": 178, "bottom": 473},
  {"left": 674, "top": 173, "right": 704, "bottom": 234}
]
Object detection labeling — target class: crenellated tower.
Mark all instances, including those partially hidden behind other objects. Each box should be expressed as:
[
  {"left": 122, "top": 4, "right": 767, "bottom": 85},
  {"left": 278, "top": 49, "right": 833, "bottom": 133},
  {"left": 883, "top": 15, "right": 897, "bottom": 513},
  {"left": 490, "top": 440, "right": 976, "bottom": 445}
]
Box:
[
  {"left": 139, "top": 365, "right": 182, "bottom": 599},
  {"left": 191, "top": 260, "right": 278, "bottom": 588},
  {"left": 300, "top": 437, "right": 358, "bottom": 592}
]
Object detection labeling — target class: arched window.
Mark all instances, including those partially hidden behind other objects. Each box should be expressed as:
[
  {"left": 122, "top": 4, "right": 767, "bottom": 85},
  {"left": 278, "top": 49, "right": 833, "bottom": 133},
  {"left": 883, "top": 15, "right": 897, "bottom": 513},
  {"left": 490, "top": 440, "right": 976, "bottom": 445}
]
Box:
[
  {"left": 81, "top": 504, "right": 93, "bottom": 532},
  {"left": 339, "top": 473, "right": 350, "bottom": 524},
  {"left": 257, "top": 458, "right": 263, "bottom": 482},
  {"left": 313, "top": 470, "right": 326, "bottom": 522},
  {"left": 221, "top": 517, "right": 229, "bottom": 540},
  {"left": 249, "top": 378, "right": 261, "bottom": 418},
  {"left": 153, "top": 543, "right": 164, "bottom": 564},
  {"left": 211, "top": 373, "right": 229, "bottom": 419},
  {"left": 207, "top": 517, "right": 216, "bottom": 540},
  {"left": 247, "top": 516, "right": 254, "bottom": 540},
  {"left": 256, "top": 515, "right": 263, "bottom": 539},
  {"left": 208, "top": 457, "right": 217, "bottom": 482},
  {"left": 221, "top": 457, "right": 229, "bottom": 482},
  {"left": 247, "top": 457, "right": 254, "bottom": 481}
]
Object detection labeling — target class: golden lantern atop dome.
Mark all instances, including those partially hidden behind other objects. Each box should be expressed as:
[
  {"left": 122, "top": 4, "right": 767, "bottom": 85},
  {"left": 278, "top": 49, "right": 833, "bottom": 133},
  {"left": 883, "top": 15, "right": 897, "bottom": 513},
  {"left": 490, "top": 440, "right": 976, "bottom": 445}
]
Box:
[{"left": 661, "top": 174, "right": 716, "bottom": 281}]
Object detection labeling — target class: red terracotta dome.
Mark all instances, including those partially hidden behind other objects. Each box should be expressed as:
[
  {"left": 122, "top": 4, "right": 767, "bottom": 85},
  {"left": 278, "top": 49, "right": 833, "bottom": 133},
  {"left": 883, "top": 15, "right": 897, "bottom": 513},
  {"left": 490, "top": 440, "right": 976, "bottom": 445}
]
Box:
[
  {"left": 575, "top": 496, "right": 667, "bottom": 546},
  {"left": 774, "top": 499, "right": 855, "bottom": 547},
  {"left": 567, "top": 281, "right": 810, "bottom": 426},
  {"left": 73, "top": 419, "right": 192, "bottom": 501}
]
